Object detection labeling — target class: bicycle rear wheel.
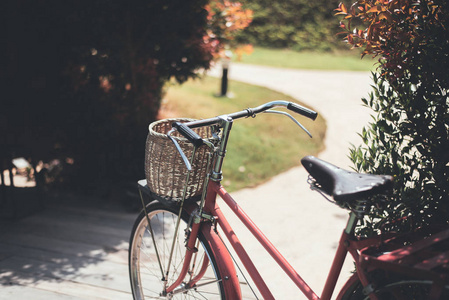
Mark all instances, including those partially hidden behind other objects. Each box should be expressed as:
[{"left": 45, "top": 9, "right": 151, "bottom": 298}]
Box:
[
  {"left": 129, "top": 201, "right": 225, "bottom": 299},
  {"left": 340, "top": 271, "right": 449, "bottom": 300}
]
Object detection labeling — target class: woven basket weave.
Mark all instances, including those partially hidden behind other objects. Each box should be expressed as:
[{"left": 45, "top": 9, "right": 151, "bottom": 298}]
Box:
[{"left": 145, "top": 118, "right": 213, "bottom": 203}]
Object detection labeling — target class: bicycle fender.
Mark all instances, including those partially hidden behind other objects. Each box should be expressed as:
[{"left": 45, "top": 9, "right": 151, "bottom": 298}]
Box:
[
  {"left": 201, "top": 222, "right": 242, "bottom": 299},
  {"left": 335, "top": 273, "right": 360, "bottom": 300}
]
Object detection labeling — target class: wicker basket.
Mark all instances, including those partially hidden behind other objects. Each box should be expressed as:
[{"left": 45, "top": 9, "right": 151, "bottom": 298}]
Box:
[{"left": 145, "top": 118, "right": 213, "bottom": 203}]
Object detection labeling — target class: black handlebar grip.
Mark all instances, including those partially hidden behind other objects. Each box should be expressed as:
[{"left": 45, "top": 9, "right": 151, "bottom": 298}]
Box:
[
  {"left": 287, "top": 102, "right": 318, "bottom": 120},
  {"left": 172, "top": 122, "right": 204, "bottom": 147}
]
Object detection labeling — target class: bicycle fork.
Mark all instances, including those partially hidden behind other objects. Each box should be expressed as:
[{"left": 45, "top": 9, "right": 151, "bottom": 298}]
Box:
[
  {"left": 164, "top": 218, "right": 205, "bottom": 295},
  {"left": 163, "top": 209, "right": 241, "bottom": 298}
]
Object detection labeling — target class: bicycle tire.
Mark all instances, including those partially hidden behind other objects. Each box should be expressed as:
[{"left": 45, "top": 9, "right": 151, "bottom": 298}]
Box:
[
  {"left": 129, "top": 201, "right": 225, "bottom": 299},
  {"left": 340, "top": 271, "right": 449, "bottom": 300}
]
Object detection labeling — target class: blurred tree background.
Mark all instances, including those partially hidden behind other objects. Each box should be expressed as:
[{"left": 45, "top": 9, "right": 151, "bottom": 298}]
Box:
[
  {"left": 236, "top": 0, "right": 343, "bottom": 51},
  {"left": 1, "top": 1, "right": 250, "bottom": 193}
]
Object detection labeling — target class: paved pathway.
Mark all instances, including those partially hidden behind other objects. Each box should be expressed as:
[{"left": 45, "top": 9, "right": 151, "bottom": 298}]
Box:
[{"left": 208, "top": 63, "right": 373, "bottom": 299}]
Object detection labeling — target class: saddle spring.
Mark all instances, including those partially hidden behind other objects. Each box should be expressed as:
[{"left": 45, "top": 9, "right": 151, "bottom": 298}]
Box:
[{"left": 307, "top": 175, "right": 341, "bottom": 206}]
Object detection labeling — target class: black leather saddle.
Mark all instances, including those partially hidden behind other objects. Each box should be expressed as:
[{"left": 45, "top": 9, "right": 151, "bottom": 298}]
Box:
[{"left": 301, "top": 156, "right": 393, "bottom": 203}]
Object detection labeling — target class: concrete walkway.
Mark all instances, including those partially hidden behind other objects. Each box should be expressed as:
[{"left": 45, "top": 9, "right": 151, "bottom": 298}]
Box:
[{"left": 208, "top": 63, "right": 373, "bottom": 299}]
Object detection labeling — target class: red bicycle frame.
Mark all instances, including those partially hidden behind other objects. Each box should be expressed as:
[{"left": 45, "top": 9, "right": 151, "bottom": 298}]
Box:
[
  {"left": 168, "top": 173, "right": 449, "bottom": 299},
  {"left": 177, "top": 179, "right": 369, "bottom": 300}
]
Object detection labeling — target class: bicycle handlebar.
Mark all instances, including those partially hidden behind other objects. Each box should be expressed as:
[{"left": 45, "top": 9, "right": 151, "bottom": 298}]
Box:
[
  {"left": 172, "top": 122, "right": 204, "bottom": 147},
  {"left": 286, "top": 102, "right": 317, "bottom": 120},
  {"left": 181, "top": 100, "right": 316, "bottom": 127},
  {"left": 171, "top": 100, "right": 317, "bottom": 146}
]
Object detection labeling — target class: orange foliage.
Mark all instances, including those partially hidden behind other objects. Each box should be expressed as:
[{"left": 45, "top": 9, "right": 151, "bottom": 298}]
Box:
[
  {"left": 335, "top": 0, "right": 447, "bottom": 80},
  {"left": 336, "top": 0, "right": 444, "bottom": 58},
  {"left": 234, "top": 44, "right": 254, "bottom": 61},
  {"left": 205, "top": 0, "right": 253, "bottom": 59}
]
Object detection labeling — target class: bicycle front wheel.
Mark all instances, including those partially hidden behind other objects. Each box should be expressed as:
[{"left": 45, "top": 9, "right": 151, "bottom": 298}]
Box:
[{"left": 129, "top": 201, "right": 225, "bottom": 299}]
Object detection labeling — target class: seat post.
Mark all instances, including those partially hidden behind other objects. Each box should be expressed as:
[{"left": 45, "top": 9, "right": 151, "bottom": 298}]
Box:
[{"left": 344, "top": 212, "right": 359, "bottom": 235}]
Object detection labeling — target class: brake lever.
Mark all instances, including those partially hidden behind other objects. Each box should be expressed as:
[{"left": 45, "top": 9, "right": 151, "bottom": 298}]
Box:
[
  {"left": 264, "top": 109, "right": 312, "bottom": 138},
  {"left": 167, "top": 129, "right": 192, "bottom": 171}
]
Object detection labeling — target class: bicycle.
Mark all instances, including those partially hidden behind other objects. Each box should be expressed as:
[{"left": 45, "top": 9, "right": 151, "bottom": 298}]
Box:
[{"left": 129, "top": 100, "right": 449, "bottom": 299}]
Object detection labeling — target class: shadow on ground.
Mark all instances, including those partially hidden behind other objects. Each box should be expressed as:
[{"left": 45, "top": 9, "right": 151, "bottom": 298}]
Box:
[{"left": 0, "top": 187, "right": 141, "bottom": 299}]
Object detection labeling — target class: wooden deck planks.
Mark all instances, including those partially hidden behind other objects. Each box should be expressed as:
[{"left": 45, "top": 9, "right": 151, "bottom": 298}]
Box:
[
  {"left": 0, "top": 195, "right": 139, "bottom": 299},
  {"left": 0, "top": 284, "right": 81, "bottom": 300}
]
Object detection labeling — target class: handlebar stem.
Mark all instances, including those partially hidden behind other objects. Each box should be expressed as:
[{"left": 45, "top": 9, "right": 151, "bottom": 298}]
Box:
[{"left": 211, "top": 115, "right": 233, "bottom": 181}]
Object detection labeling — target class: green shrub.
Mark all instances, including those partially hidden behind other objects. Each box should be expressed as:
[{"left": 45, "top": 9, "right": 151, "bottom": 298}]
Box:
[{"left": 338, "top": 0, "right": 449, "bottom": 232}]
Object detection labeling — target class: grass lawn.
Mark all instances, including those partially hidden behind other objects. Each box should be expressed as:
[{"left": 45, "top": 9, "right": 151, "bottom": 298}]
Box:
[
  {"left": 162, "top": 76, "right": 326, "bottom": 192},
  {"left": 234, "top": 47, "right": 377, "bottom": 72}
]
